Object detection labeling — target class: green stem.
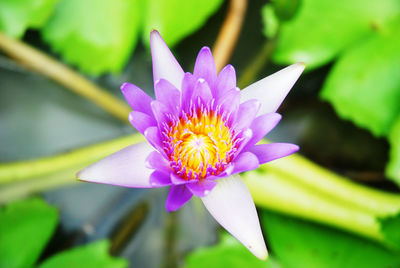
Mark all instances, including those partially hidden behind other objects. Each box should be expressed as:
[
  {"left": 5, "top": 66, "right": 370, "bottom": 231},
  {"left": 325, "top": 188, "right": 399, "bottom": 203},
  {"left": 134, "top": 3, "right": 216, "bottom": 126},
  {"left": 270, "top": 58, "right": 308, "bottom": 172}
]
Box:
[
  {"left": 243, "top": 171, "right": 384, "bottom": 244},
  {"left": 237, "top": 39, "right": 276, "bottom": 89},
  {"left": 0, "top": 31, "right": 131, "bottom": 123},
  {"left": 0, "top": 134, "right": 143, "bottom": 185},
  {"left": 265, "top": 154, "right": 400, "bottom": 217}
]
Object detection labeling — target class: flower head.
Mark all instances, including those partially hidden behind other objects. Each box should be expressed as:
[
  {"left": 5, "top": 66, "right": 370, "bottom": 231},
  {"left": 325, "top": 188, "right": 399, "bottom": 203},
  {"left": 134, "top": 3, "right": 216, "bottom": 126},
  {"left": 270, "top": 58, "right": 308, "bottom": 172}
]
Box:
[{"left": 77, "top": 30, "right": 305, "bottom": 260}]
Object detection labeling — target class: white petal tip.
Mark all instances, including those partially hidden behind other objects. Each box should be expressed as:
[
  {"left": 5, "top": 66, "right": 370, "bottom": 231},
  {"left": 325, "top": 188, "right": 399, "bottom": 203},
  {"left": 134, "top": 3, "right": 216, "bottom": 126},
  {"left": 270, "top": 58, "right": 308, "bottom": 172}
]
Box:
[{"left": 253, "top": 247, "right": 268, "bottom": 260}]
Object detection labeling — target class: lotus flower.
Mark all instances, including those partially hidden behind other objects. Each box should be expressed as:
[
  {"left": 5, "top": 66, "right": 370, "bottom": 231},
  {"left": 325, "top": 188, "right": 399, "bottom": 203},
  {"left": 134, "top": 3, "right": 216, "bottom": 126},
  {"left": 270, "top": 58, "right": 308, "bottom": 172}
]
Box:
[{"left": 77, "top": 30, "right": 305, "bottom": 260}]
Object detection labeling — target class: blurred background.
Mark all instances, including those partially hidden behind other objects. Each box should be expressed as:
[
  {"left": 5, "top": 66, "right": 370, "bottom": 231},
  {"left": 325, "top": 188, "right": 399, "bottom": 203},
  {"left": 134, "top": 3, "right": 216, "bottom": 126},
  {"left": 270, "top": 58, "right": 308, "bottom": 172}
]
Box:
[{"left": 1, "top": 0, "right": 400, "bottom": 267}]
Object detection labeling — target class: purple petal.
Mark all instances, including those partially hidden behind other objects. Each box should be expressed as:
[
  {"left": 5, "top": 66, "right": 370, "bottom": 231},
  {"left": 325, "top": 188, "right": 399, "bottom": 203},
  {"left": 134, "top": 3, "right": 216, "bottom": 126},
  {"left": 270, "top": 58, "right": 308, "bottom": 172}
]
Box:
[
  {"left": 241, "top": 63, "right": 305, "bottom": 115},
  {"left": 186, "top": 179, "right": 217, "bottom": 197},
  {"left": 219, "top": 87, "right": 241, "bottom": 116},
  {"left": 171, "top": 173, "right": 190, "bottom": 185},
  {"left": 150, "top": 30, "right": 184, "bottom": 90},
  {"left": 231, "top": 152, "right": 259, "bottom": 175},
  {"left": 201, "top": 175, "right": 268, "bottom": 260},
  {"left": 248, "top": 143, "right": 299, "bottom": 164},
  {"left": 129, "top": 111, "right": 157, "bottom": 135},
  {"left": 145, "top": 151, "right": 171, "bottom": 173},
  {"left": 165, "top": 185, "right": 193, "bottom": 212},
  {"left": 193, "top": 47, "right": 217, "bottom": 86},
  {"left": 181, "top": 72, "right": 196, "bottom": 111},
  {"left": 154, "top": 79, "right": 181, "bottom": 115},
  {"left": 149, "top": 170, "right": 172, "bottom": 187},
  {"left": 151, "top": 100, "right": 170, "bottom": 124},
  {"left": 77, "top": 142, "right": 154, "bottom": 188},
  {"left": 121, "top": 83, "right": 153, "bottom": 116},
  {"left": 214, "top": 64, "right": 236, "bottom": 100},
  {"left": 233, "top": 99, "right": 261, "bottom": 131},
  {"left": 192, "top": 78, "right": 213, "bottom": 105},
  {"left": 244, "top": 113, "right": 282, "bottom": 150},
  {"left": 144, "top": 126, "right": 164, "bottom": 152}
]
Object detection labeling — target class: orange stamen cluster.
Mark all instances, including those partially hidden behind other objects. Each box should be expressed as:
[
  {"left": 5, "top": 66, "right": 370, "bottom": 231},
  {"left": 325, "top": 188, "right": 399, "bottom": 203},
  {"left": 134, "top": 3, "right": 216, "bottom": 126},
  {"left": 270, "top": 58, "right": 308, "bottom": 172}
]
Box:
[{"left": 162, "top": 107, "right": 238, "bottom": 180}]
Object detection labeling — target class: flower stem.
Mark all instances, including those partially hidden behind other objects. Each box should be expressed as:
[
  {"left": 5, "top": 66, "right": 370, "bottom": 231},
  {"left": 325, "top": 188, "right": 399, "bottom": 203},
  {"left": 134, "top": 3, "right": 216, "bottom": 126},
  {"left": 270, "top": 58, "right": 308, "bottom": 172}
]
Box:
[
  {"left": 0, "top": 31, "right": 131, "bottom": 123},
  {"left": 212, "top": 0, "right": 248, "bottom": 72},
  {"left": 237, "top": 39, "right": 276, "bottom": 89},
  {"left": 243, "top": 171, "right": 385, "bottom": 244},
  {"left": 265, "top": 154, "right": 400, "bottom": 217},
  {"left": 0, "top": 134, "right": 143, "bottom": 185}
]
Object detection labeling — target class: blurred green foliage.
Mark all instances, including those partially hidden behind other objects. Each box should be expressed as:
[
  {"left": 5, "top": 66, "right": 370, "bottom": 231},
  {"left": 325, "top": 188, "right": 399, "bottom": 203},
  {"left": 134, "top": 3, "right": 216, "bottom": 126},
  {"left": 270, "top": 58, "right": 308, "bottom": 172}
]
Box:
[
  {"left": 263, "top": 211, "right": 400, "bottom": 268},
  {"left": 0, "top": 198, "right": 126, "bottom": 268},
  {"left": 0, "top": 0, "right": 58, "bottom": 38},
  {"left": 0, "top": 198, "right": 58, "bottom": 268},
  {"left": 184, "top": 233, "right": 279, "bottom": 268},
  {"left": 38, "top": 240, "right": 127, "bottom": 268},
  {"left": 263, "top": 0, "right": 400, "bottom": 185},
  {"left": 0, "top": 0, "right": 223, "bottom": 75}
]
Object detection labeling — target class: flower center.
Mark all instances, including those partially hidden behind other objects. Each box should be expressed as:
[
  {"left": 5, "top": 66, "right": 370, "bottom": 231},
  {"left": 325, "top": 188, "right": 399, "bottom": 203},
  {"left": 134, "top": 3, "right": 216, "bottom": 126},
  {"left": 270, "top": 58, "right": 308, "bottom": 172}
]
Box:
[{"left": 162, "top": 108, "right": 237, "bottom": 180}]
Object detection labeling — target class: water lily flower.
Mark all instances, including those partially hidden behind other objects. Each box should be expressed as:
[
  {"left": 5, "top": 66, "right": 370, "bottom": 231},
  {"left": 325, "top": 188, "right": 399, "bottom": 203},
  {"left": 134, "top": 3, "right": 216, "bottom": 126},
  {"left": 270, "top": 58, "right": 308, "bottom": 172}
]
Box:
[{"left": 77, "top": 30, "right": 304, "bottom": 260}]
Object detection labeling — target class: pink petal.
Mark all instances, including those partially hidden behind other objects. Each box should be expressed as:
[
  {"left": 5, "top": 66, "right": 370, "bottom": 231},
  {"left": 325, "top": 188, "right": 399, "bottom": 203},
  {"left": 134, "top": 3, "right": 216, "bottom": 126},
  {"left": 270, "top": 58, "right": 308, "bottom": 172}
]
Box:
[
  {"left": 149, "top": 170, "right": 172, "bottom": 187},
  {"left": 150, "top": 30, "right": 184, "bottom": 90},
  {"left": 121, "top": 83, "right": 153, "bottom": 116},
  {"left": 248, "top": 143, "right": 299, "bottom": 164},
  {"left": 76, "top": 142, "right": 154, "bottom": 188},
  {"left": 201, "top": 175, "right": 268, "bottom": 260},
  {"left": 154, "top": 79, "right": 181, "bottom": 115},
  {"left": 241, "top": 63, "right": 305, "bottom": 115},
  {"left": 193, "top": 47, "right": 217, "bottom": 86},
  {"left": 214, "top": 64, "right": 236, "bottom": 100},
  {"left": 129, "top": 111, "right": 157, "bottom": 135},
  {"left": 186, "top": 179, "right": 217, "bottom": 197},
  {"left": 165, "top": 185, "right": 193, "bottom": 212}
]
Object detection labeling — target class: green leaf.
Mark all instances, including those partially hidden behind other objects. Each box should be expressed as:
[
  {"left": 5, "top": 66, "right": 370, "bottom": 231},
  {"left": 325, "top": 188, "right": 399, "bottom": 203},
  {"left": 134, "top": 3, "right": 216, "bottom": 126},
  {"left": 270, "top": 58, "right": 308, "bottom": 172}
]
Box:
[
  {"left": 271, "top": 0, "right": 301, "bottom": 22},
  {"left": 0, "top": 0, "right": 58, "bottom": 38},
  {"left": 387, "top": 116, "right": 400, "bottom": 185},
  {"left": 379, "top": 213, "right": 400, "bottom": 249},
  {"left": 142, "top": 0, "right": 223, "bottom": 47},
  {"left": 320, "top": 21, "right": 400, "bottom": 137},
  {"left": 184, "top": 233, "right": 279, "bottom": 268},
  {"left": 262, "top": 4, "right": 280, "bottom": 39},
  {"left": 0, "top": 198, "right": 58, "bottom": 268},
  {"left": 263, "top": 211, "right": 400, "bottom": 268},
  {"left": 41, "top": 0, "right": 142, "bottom": 75},
  {"left": 38, "top": 240, "right": 127, "bottom": 268},
  {"left": 271, "top": 0, "right": 400, "bottom": 69}
]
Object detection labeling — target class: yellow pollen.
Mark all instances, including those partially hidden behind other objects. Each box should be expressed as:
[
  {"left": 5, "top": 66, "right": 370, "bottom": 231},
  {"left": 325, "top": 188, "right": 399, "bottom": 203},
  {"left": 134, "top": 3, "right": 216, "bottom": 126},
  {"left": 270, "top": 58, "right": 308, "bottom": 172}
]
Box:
[{"left": 165, "top": 110, "right": 235, "bottom": 180}]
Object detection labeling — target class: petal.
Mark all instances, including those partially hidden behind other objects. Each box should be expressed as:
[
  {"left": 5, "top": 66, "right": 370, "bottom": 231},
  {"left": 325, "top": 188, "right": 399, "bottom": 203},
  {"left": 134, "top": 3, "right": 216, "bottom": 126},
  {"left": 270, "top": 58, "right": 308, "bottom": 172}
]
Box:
[
  {"left": 77, "top": 142, "right": 154, "bottom": 188},
  {"left": 241, "top": 63, "right": 305, "bottom": 115},
  {"left": 233, "top": 99, "right": 261, "bottom": 131},
  {"left": 201, "top": 175, "right": 268, "bottom": 260},
  {"left": 244, "top": 113, "right": 282, "bottom": 150},
  {"left": 121, "top": 83, "right": 153, "bottom": 115},
  {"left": 145, "top": 151, "right": 171, "bottom": 173},
  {"left": 151, "top": 100, "right": 171, "bottom": 124},
  {"left": 129, "top": 111, "right": 157, "bottom": 135},
  {"left": 231, "top": 152, "right": 259, "bottom": 175},
  {"left": 214, "top": 64, "right": 236, "bottom": 100},
  {"left": 154, "top": 79, "right": 181, "bottom": 115},
  {"left": 171, "top": 173, "right": 189, "bottom": 185},
  {"left": 192, "top": 78, "right": 213, "bottom": 105},
  {"left": 248, "top": 143, "right": 299, "bottom": 164},
  {"left": 219, "top": 87, "right": 241, "bottom": 116},
  {"left": 150, "top": 30, "right": 184, "bottom": 90},
  {"left": 144, "top": 126, "right": 164, "bottom": 152},
  {"left": 193, "top": 47, "right": 217, "bottom": 86},
  {"left": 186, "top": 179, "right": 217, "bottom": 197},
  {"left": 149, "top": 170, "right": 172, "bottom": 187},
  {"left": 181, "top": 72, "right": 196, "bottom": 111},
  {"left": 165, "top": 185, "right": 193, "bottom": 212}
]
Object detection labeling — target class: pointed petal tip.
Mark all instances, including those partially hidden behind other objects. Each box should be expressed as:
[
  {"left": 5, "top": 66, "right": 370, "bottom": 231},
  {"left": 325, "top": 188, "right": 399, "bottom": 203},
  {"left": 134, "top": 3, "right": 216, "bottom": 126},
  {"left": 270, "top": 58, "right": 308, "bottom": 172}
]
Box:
[{"left": 255, "top": 248, "right": 269, "bottom": 261}]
